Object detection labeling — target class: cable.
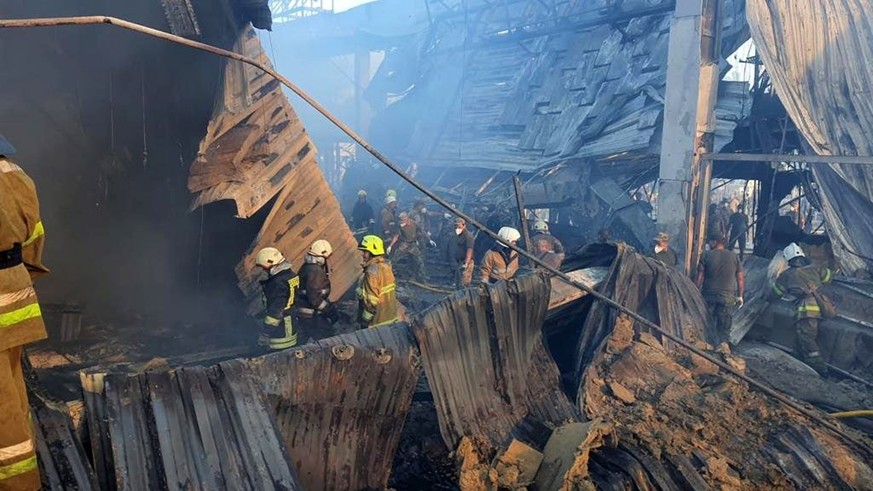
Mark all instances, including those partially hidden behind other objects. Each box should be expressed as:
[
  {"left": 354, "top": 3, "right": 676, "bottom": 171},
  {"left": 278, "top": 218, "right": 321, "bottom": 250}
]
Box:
[{"left": 1, "top": 16, "right": 870, "bottom": 458}]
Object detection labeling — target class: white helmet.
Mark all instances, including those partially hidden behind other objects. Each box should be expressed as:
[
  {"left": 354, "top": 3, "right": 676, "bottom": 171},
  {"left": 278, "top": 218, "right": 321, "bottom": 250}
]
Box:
[
  {"left": 385, "top": 195, "right": 397, "bottom": 205},
  {"left": 783, "top": 243, "right": 805, "bottom": 261},
  {"left": 309, "top": 239, "right": 333, "bottom": 258},
  {"left": 497, "top": 227, "right": 521, "bottom": 245},
  {"left": 533, "top": 220, "right": 548, "bottom": 232},
  {"left": 256, "top": 247, "right": 285, "bottom": 268}
]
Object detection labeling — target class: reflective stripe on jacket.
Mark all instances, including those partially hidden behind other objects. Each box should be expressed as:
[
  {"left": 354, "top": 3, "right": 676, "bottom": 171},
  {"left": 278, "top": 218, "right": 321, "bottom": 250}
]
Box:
[
  {"left": 0, "top": 158, "right": 47, "bottom": 351},
  {"left": 772, "top": 265, "right": 833, "bottom": 320},
  {"left": 356, "top": 256, "right": 398, "bottom": 327}
]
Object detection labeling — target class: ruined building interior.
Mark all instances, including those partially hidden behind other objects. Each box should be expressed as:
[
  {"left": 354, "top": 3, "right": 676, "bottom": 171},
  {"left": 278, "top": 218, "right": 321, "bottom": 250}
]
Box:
[{"left": 1, "top": 0, "right": 873, "bottom": 489}]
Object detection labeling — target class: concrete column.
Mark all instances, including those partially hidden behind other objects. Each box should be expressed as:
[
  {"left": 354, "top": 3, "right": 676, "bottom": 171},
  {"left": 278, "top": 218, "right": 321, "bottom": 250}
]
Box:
[{"left": 656, "top": 0, "right": 721, "bottom": 273}]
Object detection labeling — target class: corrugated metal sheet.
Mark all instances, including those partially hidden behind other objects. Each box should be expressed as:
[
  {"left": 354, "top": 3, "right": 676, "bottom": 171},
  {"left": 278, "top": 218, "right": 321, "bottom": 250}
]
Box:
[
  {"left": 80, "top": 366, "right": 302, "bottom": 490},
  {"left": 373, "top": 0, "right": 749, "bottom": 172},
  {"left": 559, "top": 242, "right": 709, "bottom": 394},
  {"left": 33, "top": 392, "right": 99, "bottom": 491},
  {"left": 189, "top": 26, "right": 315, "bottom": 219},
  {"left": 189, "top": 25, "right": 359, "bottom": 310},
  {"left": 748, "top": 0, "right": 873, "bottom": 274},
  {"left": 413, "top": 273, "right": 580, "bottom": 450},
  {"left": 247, "top": 325, "right": 421, "bottom": 490}
]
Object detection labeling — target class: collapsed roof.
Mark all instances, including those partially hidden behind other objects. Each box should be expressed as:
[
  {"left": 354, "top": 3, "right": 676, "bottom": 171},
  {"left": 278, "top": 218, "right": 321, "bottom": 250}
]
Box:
[
  {"left": 747, "top": 0, "right": 873, "bottom": 275},
  {"left": 368, "top": 0, "right": 750, "bottom": 174}
]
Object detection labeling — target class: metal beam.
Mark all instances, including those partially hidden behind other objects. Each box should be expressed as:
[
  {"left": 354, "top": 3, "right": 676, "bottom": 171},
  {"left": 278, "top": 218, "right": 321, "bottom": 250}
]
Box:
[{"left": 703, "top": 153, "right": 873, "bottom": 165}]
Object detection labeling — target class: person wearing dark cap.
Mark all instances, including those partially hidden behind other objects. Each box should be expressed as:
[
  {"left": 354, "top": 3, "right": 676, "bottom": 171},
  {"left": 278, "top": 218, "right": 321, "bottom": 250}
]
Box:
[
  {"left": 696, "top": 233, "right": 745, "bottom": 344},
  {"left": 652, "top": 232, "right": 678, "bottom": 268}
]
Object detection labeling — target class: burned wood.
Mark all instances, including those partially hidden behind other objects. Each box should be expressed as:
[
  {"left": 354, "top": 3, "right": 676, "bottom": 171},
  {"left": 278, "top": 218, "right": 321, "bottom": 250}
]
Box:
[{"left": 32, "top": 391, "right": 99, "bottom": 491}]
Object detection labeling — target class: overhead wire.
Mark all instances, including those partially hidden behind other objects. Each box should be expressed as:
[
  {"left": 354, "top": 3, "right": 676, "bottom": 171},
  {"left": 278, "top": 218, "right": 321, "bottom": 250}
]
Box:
[{"left": 0, "top": 15, "right": 870, "bottom": 458}]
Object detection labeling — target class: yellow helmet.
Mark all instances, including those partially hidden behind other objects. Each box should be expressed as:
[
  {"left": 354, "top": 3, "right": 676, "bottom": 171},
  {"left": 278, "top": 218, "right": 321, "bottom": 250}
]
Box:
[
  {"left": 255, "top": 247, "right": 285, "bottom": 268},
  {"left": 309, "top": 239, "right": 333, "bottom": 258},
  {"left": 358, "top": 235, "right": 385, "bottom": 256},
  {"left": 533, "top": 220, "right": 548, "bottom": 232},
  {"left": 386, "top": 189, "right": 397, "bottom": 199}
]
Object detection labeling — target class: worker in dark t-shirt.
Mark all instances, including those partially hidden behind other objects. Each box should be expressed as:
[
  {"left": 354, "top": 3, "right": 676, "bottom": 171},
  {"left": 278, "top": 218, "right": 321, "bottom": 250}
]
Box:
[
  {"left": 448, "top": 218, "right": 475, "bottom": 288},
  {"left": 696, "top": 233, "right": 745, "bottom": 344}
]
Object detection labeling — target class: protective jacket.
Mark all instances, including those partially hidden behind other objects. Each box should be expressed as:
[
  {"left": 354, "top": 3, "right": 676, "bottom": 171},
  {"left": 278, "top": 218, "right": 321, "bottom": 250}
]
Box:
[
  {"left": 480, "top": 246, "right": 519, "bottom": 284},
  {"left": 772, "top": 265, "right": 833, "bottom": 319},
  {"left": 297, "top": 258, "right": 331, "bottom": 317},
  {"left": 0, "top": 157, "right": 47, "bottom": 489},
  {"left": 357, "top": 256, "right": 398, "bottom": 328},
  {"left": 531, "top": 232, "right": 565, "bottom": 255},
  {"left": 260, "top": 262, "right": 299, "bottom": 349}
]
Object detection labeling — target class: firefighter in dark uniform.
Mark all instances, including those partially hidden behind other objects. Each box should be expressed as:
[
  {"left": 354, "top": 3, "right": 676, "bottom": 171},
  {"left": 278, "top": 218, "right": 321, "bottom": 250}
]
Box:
[
  {"left": 771, "top": 243, "right": 834, "bottom": 374},
  {"left": 255, "top": 247, "right": 299, "bottom": 350},
  {"left": 296, "top": 239, "right": 339, "bottom": 335}
]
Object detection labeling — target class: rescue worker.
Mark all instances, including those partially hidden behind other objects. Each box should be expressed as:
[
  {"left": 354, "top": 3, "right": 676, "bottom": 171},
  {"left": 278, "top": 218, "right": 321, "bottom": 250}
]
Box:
[
  {"left": 652, "top": 232, "right": 678, "bottom": 268},
  {"left": 531, "top": 220, "right": 565, "bottom": 263},
  {"left": 448, "top": 218, "right": 475, "bottom": 288},
  {"left": 356, "top": 235, "right": 399, "bottom": 328},
  {"left": 534, "top": 237, "right": 562, "bottom": 271},
  {"left": 695, "top": 233, "right": 745, "bottom": 344},
  {"left": 771, "top": 243, "right": 833, "bottom": 374},
  {"left": 480, "top": 227, "right": 521, "bottom": 284},
  {"left": 0, "top": 137, "right": 47, "bottom": 490},
  {"left": 381, "top": 195, "right": 398, "bottom": 240},
  {"left": 388, "top": 212, "right": 425, "bottom": 280},
  {"left": 350, "top": 190, "right": 374, "bottom": 232},
  {"left": 296, "top": 240, "right": 339, "bottom": 334},
  {"left": 728, "top": 208, "right": 749, "bottom": 258},
  {"left": 255, "top": 247, "right": 299, "bottom": 350}
]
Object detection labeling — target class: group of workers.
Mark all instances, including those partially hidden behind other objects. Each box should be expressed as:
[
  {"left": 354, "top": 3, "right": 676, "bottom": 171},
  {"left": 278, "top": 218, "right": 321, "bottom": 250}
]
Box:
[{"left": 651, "top": 227, "right": 832, "bottom": 375}]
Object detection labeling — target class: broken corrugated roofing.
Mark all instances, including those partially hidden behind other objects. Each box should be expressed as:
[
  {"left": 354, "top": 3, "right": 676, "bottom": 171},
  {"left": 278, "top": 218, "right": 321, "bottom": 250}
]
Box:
[
  {"left": 79, "top": 366, "right": 302, "bottom": 490},
  {"left": 190, "top": 25, "right": 359, "bottom": 311},
  {"left": 414, "top": 274, "right": 579, "bottom": 450},
  {"left": 371, "top": 0, "right": 750, "bottom": 172},
  {"left": 747, "top": 0, "right": 873, "bottom": 275}
]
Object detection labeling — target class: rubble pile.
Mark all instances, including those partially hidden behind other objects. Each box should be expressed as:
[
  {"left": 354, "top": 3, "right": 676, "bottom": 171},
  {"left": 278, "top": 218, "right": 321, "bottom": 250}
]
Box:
[{"left": 582, "top": 318, "right": 873, "bottom": 489}]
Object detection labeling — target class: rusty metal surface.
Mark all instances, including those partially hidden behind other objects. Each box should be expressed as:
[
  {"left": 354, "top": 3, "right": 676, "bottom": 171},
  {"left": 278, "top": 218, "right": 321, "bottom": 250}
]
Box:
[
  {"left": 245, "top": 325, "right": 421, "bottom": 491},
  {"left": 189, "top": 25, "right": 358, "bottom": 311},
  {"left": 81, "top": 365, "right": 301, "bottom": 491},
  {"left": 413, "top": 273, "right": 579, "bottom": 450}
]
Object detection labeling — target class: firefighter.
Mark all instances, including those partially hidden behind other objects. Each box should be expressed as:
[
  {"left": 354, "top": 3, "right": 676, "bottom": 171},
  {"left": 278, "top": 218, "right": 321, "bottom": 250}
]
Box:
[
  {"left": 449, "top": 218, "right": 475, "bottom": 288},
  {"left": 771, "top": 243, "right": 833, "bottom": 374},
  {"left": 255, "top": 247, "right": 299, "bottom": 350},
  {"left": 0, "top": 136, "right": 48, "bottom": 490},
  {"left": 388, "top": 212, "right": 426, "bottom": 281},
  {"left": 356, "top": 235, "right": 398, "bottom": 328},
  {"left": 296, "top": 240, "right": 339, "bottom": 333},
  {"left": 480, "top": 227, "right": 521, "bottom": 284},
  {"left": 380, "top": 195, "right": 398, "bottom": 240},
  {"left": 531, "top": 220, "right": 565, "bottom": 262},
  {"left": 350, "top": 190, "right": 374, "bottom": 233}
]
